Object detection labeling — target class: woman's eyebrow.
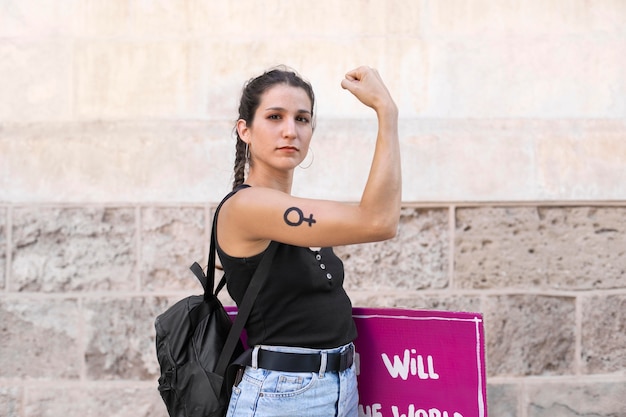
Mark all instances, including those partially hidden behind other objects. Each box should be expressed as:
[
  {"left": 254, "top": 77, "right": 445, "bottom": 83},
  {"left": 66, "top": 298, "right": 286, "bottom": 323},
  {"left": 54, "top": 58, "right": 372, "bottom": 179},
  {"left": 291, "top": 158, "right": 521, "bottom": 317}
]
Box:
[{"left": 264, "top": 106, "right": 311, "bottom": 115}]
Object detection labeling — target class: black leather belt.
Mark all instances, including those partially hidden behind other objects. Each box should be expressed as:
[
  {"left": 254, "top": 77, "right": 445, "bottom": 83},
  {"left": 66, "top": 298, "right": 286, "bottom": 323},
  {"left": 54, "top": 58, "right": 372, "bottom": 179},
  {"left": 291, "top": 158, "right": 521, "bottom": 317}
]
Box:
[{"left": 256, "top": 344, "right": 354, "bottom": 373}]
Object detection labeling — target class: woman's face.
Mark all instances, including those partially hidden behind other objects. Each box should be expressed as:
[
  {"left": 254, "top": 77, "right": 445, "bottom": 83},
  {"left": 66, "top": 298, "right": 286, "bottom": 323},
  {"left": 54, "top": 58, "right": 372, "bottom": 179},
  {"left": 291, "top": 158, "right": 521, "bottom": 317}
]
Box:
[{"left": 239, "top": 83, "right": 314, "bottom": 172}]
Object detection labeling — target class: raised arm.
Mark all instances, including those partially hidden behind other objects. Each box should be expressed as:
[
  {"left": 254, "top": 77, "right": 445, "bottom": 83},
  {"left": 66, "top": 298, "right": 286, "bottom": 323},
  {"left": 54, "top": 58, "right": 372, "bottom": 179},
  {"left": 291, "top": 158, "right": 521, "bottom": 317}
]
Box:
[
  {"left": 341, "top": 66, "right": 402, "bottom": 239},
  {"left": 218, "top": 66, "right": 401, "bottom": 257}
]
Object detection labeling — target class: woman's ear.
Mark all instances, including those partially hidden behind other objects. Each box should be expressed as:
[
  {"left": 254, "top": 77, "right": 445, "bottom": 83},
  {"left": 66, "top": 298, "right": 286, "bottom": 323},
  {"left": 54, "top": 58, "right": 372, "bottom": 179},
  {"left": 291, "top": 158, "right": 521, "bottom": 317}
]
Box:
[{"left": 236, "top": 119, "right": 250, "bottom": 142}]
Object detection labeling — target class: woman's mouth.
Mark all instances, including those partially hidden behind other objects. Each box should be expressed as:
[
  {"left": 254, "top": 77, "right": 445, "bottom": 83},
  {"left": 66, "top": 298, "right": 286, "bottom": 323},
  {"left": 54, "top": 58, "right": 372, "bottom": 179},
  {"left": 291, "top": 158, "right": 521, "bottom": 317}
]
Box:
[{"left": 278, "top": 146, "right": 299, "bottom": 153}]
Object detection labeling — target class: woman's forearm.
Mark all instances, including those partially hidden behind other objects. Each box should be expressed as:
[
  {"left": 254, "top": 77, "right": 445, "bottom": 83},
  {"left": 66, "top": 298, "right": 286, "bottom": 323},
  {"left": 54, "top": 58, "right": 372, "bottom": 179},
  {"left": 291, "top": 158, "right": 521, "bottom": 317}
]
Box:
[{"left": 359, "top": 103, "right": 402, "bottom": 239}]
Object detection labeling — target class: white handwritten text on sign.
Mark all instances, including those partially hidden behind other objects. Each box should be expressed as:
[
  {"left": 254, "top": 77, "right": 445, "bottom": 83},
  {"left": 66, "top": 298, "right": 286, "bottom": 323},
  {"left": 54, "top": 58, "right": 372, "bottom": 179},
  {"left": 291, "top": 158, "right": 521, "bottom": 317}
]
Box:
[{"left": 352, "top": 308, "right": 487, "bottom": 417}]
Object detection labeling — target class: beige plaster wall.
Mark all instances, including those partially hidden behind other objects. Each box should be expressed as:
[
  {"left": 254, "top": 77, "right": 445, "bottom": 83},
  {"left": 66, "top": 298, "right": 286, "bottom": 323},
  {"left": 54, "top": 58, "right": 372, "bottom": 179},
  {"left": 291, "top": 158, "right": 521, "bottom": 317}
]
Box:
[{"left": 1, "top": 1, "right": 625, "bottom": 416}]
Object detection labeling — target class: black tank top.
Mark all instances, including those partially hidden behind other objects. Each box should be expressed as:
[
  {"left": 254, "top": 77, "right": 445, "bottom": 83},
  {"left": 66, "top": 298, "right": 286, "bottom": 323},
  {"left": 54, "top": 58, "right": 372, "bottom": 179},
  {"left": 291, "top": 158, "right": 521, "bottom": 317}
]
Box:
[{"left": 215, "top": 189, "right": 357, "bottom": 349}]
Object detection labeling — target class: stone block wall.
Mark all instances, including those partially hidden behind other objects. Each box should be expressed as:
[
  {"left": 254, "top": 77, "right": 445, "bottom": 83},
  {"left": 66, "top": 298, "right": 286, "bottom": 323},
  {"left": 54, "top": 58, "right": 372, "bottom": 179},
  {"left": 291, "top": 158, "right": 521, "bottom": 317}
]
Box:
[
  {"left": 1, "top": 1, "right": 625, "bottom": 416},
  {"left": 2, "top": 204, "right": 624, "bottom": 416}
]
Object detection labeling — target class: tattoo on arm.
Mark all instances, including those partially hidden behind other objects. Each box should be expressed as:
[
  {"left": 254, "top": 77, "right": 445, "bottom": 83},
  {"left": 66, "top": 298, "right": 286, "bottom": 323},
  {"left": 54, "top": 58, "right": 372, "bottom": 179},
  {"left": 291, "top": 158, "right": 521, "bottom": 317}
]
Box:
[{"left": 284, "top": 207, "right": 317, "bottom": 227}]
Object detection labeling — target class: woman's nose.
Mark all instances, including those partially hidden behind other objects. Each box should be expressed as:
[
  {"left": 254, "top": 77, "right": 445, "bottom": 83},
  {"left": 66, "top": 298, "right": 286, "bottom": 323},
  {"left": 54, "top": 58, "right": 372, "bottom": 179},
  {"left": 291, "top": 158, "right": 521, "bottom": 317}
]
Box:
[{"left": 282, "top": 119, "right": 296, "bottom": 138}]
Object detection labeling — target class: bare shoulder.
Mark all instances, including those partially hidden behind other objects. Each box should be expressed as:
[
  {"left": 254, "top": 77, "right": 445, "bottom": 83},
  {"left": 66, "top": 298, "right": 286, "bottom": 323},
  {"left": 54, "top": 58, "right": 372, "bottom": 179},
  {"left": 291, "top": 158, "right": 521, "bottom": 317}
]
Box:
[
  {"left": 216, "top": 187, "right": 277, "bottom": 257},
  {"left": 224, "top": 186, "right": 291, "bottom": 216}
]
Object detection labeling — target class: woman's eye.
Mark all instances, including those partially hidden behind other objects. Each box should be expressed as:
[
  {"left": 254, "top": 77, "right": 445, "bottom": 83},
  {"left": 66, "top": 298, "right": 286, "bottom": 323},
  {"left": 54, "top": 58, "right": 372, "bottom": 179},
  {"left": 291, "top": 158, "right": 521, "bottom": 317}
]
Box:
[
  {"left": 296, "top": 116, "right": 310, "bottom": 123},
  {"left": 268, "top": 114, "right": 281, "bottom": 120}
]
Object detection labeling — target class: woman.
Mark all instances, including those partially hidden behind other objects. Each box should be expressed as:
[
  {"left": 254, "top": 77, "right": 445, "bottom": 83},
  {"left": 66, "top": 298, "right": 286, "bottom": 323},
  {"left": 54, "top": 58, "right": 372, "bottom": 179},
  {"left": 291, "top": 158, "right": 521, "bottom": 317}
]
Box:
[{"left": 216, "top": 65, "right": 401, "bottom": 417}]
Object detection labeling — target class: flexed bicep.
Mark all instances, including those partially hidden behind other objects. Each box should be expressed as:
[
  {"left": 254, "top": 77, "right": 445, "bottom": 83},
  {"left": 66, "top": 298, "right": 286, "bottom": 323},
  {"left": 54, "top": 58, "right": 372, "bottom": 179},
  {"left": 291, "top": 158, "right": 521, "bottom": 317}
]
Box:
[{"left": 216, "top": 187, "right": 389, "bottom": 257}]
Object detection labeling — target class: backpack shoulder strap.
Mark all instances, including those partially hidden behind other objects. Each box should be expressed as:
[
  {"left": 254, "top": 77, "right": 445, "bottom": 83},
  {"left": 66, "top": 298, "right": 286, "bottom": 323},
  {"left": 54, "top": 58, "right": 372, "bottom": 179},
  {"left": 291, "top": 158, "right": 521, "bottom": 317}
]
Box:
[
  {"left": 206, "top": 184, "right": 251, "bottom": 299},
  {"left": 215, "top": 240, "right": 278, "bottom": 376},
  {"left": 208, "top": 184, "right": 279, "bottom": 377}
]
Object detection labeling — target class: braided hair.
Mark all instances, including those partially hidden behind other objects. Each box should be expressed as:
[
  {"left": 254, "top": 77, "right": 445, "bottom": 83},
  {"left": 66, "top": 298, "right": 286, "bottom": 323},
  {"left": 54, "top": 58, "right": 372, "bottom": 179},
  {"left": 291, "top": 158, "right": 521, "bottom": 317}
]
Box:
[{"left": 232, "top": 66, "right": 315, "bottom": 190}]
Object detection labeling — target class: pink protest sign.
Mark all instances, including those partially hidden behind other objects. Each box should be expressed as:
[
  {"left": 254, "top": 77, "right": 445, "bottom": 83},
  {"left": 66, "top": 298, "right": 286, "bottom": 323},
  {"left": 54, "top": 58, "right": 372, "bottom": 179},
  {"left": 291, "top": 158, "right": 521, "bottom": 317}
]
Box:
[
  {"left": 352, "top": 308, "right": 487, "bottom": 417},
  {"left": 224, "top": 306, "right": 487, "bottom": 417}
]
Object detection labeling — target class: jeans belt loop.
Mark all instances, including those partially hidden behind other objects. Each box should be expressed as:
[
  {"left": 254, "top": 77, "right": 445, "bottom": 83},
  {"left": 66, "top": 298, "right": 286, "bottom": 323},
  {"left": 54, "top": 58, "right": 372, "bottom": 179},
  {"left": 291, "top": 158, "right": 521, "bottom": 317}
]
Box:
[
  {"left": 318, "top": 351, "right": 328, "bottom": 378},
  {"left": 341, "top": 344, "right": 353, "bottom": 371},
  {"left": 252, "top": 346, "right": 260, "bottom": 369}
]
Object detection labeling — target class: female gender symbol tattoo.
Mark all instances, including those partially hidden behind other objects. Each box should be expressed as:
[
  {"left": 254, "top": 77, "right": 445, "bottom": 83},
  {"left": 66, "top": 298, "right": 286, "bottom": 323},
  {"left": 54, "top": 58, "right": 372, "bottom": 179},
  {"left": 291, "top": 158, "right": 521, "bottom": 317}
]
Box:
[{"left": 284, "top": 207, "right": 317, "bottom": 227}]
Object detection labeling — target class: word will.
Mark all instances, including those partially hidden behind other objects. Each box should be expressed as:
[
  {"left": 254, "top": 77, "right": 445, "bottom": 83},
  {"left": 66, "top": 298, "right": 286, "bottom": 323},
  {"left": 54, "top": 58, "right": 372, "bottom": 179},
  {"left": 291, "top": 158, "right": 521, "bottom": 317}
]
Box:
[{"left": 381, "top": 350, "right": 439, "bottom": 380}]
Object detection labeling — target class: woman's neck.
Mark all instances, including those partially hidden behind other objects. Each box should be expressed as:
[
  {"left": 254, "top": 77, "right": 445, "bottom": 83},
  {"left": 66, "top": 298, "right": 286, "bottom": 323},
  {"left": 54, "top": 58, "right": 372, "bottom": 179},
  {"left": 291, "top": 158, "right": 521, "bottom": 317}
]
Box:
[{"left": 245, "top": 169, "right": 293, "bottom": 194}]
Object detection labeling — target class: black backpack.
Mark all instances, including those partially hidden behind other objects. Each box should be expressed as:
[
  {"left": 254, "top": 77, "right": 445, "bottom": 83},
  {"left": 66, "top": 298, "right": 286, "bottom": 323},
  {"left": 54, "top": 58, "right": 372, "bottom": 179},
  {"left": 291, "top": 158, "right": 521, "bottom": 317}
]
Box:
[{"left": 155, "top": 186, "right": 278, "bottom": 417}]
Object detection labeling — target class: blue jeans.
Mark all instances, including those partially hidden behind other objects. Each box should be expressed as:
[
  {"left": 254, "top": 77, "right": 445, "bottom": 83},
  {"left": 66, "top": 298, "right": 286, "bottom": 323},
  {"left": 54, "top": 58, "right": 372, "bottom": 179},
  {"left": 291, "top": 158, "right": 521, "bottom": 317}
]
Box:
[{"left": 225, "top": 343, "right": 358, "bottom": 417}]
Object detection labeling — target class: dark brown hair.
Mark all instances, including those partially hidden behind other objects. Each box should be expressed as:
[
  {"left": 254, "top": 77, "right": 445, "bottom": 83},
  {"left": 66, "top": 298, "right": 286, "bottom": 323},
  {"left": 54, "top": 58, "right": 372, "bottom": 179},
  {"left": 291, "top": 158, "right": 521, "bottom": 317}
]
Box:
[{"left": 232, "top": 67, "right": 315, "bottom": 189}]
